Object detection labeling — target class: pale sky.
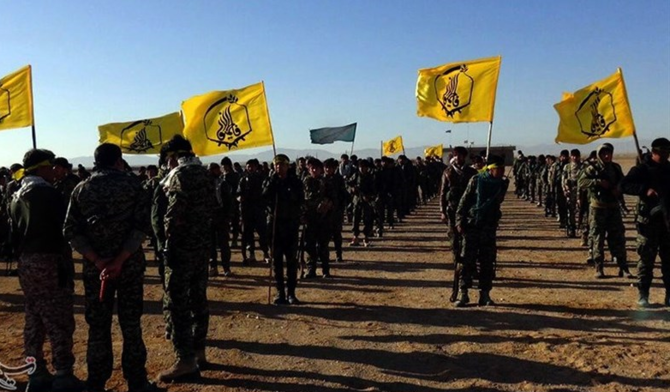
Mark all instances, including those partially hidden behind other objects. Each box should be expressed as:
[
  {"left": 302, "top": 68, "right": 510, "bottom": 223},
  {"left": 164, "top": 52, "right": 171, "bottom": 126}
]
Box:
[{"left": 1, "top": 0, "right": 668, "bottom": 165}]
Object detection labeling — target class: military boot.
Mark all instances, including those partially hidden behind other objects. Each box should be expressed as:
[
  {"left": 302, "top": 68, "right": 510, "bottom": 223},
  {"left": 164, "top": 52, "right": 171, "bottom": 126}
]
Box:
[
  {"left": 594, "top": 262, "right": 605, "bottom": 279},
  {"left": 478, "top": 290, "right": 495, "bottom": 306},
  {"left": 454, "top": 289, "right": 469, "bottom": 308},
  {"left": 637, "top": 291, "right": 651, "bottom": 308},
  {"left": 614, "top": 258, "right": 635, "bottom": 279},
  {"left": 158, "top": 357, "right": 200, "bottom": 382},
  {"left": 580, "top": 232, "right": 588, "bottom": 247},
  {"left": 195, "top": 348, "right": 211, "bottom": 370},
  {"left": 26, "top": 360, "right": 53, "bottom": 392}
]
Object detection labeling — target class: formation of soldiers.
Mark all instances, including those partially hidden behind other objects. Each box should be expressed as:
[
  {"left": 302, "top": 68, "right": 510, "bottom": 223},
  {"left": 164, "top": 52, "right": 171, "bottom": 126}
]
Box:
[
  {"left": 0, "top": 135, "right": 445, "bottom": 390},
  {"left": 1, "top": 136, "right": 668, "bottom": 390},
  {"left": 511, "top": 139, "right": 670, "bottom": 306}
]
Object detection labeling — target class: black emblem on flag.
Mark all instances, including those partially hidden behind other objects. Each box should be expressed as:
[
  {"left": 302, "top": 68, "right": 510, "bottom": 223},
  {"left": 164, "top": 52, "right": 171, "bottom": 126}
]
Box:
[
  {"left": 120, "top": 120, "right": 161, "bottom": 153},
  {"left": 575, "top": 87, "right": 617, "bottom": 138},
  {"left": 0, "top": 84, "right": 10, "bottom": 123},
  {"left": 434, "top": 64, "right": 474, "bottom": 118},
  {"left": 388, "top": 140, "right": 397, "bottom": 153},
  {"left": 203, "top": 94, "right": 253, "bottom": 150}
]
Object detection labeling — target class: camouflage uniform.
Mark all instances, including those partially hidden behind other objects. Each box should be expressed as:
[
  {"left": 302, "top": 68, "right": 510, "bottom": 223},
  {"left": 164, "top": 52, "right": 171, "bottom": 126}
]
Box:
[
  {"left": 456, "top": 171, "right": 509, "bottom": 302},
  {"left": 562, "top": 160, "right": 583, "bottom": 237},
  {"left": 439, "top": 161, "right": 478, "bottom": 264},
  {"left": 348, "top": 167, "right": 376, "bottom": 242},
  {"left": 63, "top": 168, "right": 151, "bottom": 390},
  {"left": 303, "top": 174, "right": 336, "bottom": 277},
  {"left": 210, "top": 174, "right": 233, "bottom": 273},
  {"left": 553, "top": 159, "right": 568, "bottom": 225},
  {"left": 620, "top": 152, "right": 670, "bottom": 303},
  {"left": 578, "top": 145, "right": 628, "bottom": 277},
  {"left": 237, "top": 170, "right": 269, "bottom": 261},
  {"left": 161, "top": 159, "right": 216, "bottom": 361},
  {"left": 9, "top": 176, "right": 75, "bottom": 374},
  {"left": 263, "top": 172, "right": 304, "bottom": 299},
  {"left": 53, "top": 172, "right": 81, "bottom": 206}
]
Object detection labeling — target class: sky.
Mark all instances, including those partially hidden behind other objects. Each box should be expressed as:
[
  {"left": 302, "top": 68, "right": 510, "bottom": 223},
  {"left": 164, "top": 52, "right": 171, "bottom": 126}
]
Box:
[{"left": 1, "top": 0, "right": 669, "bottom": 165}]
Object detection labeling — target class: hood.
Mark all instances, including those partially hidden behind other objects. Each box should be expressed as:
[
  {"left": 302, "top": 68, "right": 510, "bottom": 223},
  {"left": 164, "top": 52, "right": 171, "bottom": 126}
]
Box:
[{"left": 596, "top": 144, "right": 613, "bottom": 166}]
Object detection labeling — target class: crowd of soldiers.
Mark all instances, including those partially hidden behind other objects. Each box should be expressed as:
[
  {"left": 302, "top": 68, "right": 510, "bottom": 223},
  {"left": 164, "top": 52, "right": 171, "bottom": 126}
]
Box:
[
  {"left": 511, "top": 139, "right": 670, "bottom": 307},
  {"left": 0, "top": 135, "right": 446, "bottom": 390}
]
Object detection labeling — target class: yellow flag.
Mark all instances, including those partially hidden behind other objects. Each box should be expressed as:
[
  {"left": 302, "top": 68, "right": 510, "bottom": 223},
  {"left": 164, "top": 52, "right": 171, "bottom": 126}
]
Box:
[
  {"left": 0, "top": 65, "right": 33, "bottom": 131},
  {"left": 554, "top": 69, "right": 635, "bottom": 144},
  {"left": 181, "top": 82, "right": 273, "bottom": 156},
  {"left": 416, "top": 56, "right": 501, "bottom": 123},
  {"left": 98, "top": 112, "right": 184, "bottom": 154},
  {"left": 383, "top": 136, "right": 404, "bottom": 156},
  {"left": 424, "top": 144, "right": 444, "bottom": 158}
]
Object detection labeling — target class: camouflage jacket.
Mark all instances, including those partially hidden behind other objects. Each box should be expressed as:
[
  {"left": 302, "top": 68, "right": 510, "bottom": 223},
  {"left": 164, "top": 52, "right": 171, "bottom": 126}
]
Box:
[
  {"left": 456, "top": 172, "right": 509, "bottom": 229},
  {"left": 64, "top": 168, "right": 149, "bottom": 258},
  {"left": 620, "top": 154, "right": 670, "bottom": 225},
  {"left": 303, "top": 175, "right": 337, "bottom": 222},
  {"left": 163, "top": 159, "right": 217, "bottom": 251},
  {"left": 54, "top": 173, "right": 80, "bottom": 207},
  {"left": 562, "top": 161, "right": 583, "bottom": 195},
  {"left": 439, "top": 163, "right": 478, "bottom": 215},
  {"left": 578, "top": 154, "right": 624, "bottom": 209}
]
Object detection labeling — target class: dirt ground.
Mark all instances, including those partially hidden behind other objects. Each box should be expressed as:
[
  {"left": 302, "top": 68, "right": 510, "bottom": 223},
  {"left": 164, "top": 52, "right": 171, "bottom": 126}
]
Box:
[{"left": 1, "top": 155, "right": 669, "bottom": 392}]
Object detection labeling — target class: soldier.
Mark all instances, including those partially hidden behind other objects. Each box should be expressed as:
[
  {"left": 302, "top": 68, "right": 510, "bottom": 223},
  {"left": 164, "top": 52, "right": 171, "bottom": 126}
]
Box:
[
  {"left": 348, "top": 159, "right": 376, "bottom": 247},
  {"left": 238, "top": 159, "right": 270, "bottom": 264},
  {"left": 440, "top": 147, "right": 478, "bottom": 302},
  {"left": 302, "top": 158, "right": 335, "bottom": 278},
  {"left": 324, "top": 158, "right": 348, "bottom": 262},
  {"left": 527, "top": 156, "right": 537, "bottom": 203},
  {"left": 220, "top": 157, "right": 241, "bottom": 247},
  {"left": 9, "top": 149, "right": 84, "bottom": 391},
  {"left": 263, "top": 154, "right": 304, "bottom": 304},
  {"left": 52, "top": 157, "right": 81, "bottom": 206},
  {"left": 513, "top": 151, "right": 525, "bottom": 198},
  {"left": 535, "top": 155, "right": 546, "bottom": 207},
  {"left": 579, "top": 151, "right": 598, "bottom": 249},
  {"left": 541, "top": 155, "right": 555, "bottom": 217},
  {"left": 554, "top": 150, "right": 570, "bottom": 228},
  {"left": 155, "top": 136, "right": 216, "bottom": 381},
  {"left": 208, "top": 163, "right": 233, "bottom": 277},
  {"left": 562, "top": 149, "right": 583, "bottom": 238},
  {"left": 63, "top": 144, "right": 158, "bottom": 392},
  {"left": 454, "top": 155, "right": 509, "bottom": 307},
  {"left": 620, "top": 137, "right": 670, "bottom": 307},
  {"left": 578, "top": 143, "right": 633, "bottom": 279}
]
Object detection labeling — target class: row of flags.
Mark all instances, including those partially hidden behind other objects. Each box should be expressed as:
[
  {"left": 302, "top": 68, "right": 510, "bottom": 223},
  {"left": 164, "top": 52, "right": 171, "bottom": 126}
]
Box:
[{"left": 1, "top": 59, "right": 639, "bottom": 157}]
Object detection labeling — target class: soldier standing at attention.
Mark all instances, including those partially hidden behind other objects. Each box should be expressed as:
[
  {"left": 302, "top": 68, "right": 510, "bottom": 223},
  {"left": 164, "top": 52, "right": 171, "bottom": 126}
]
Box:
[
  {"left": 208, "top": 163, "right": 233, "bottom": 277},
  {"left": 562, "top": 149, "right": 582, "bottom": 238},
  {"left": 454, "top": 155, "right": 509, "bottom": 308},
  {"left": 554, "top": 150, "right": 570, "bottom": 228},
  {"left": 220, "top": 157, "right": 241, "bottom": 247},
  {"left": 348, "top": 159, "right": 376, "bottom": 247},
  {"left": 578, "top": 143, "right": 632, "bottom": 279},
  {"left": 303, "top": 158, "right": 335, "bottom": 278},
  {"left": 63, "top": 144, "right": 158, "bottom": 392},
  {"left": 156, "top": 136, "right": 217, "bottom": 381},
  {"left": 620, "top": 138, "right": 670, "bottom": 307},
  {"left": 10, "top": 149, "right": 85, "bottom": 391},
  {"left": 440, "top": 147, "right": 478, "bottom": 267},
  {"left": 263, "top": 154, "right": 304, "bottom": 304},
  {"left": 238, "top": 159, "right": 270, "bottom": 264},
  {"left": 324, "top": 158, "right": 348, "bottom": 262}
]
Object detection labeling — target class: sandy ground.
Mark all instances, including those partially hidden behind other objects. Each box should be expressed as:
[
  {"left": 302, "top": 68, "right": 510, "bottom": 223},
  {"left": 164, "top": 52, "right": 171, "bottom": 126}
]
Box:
[{"left": 1, "top": 155, "right": 669, "bottom": 392}]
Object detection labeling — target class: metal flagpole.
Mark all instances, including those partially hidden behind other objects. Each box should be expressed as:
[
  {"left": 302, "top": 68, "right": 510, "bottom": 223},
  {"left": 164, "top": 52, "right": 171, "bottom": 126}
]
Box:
[
  {"left": 485, "top": 121, "right": 493, "bottom": 158},
  {"left": 262, "top": 81, "right": 278, "bottom": 304},
  {"left": 28, "top": 65, "right": 36, "bottom": 148},
  {"left": 380, "top": 140, "right": 383, "bottom": 158},
  {"left": 350, "top": 139, "right": 355, "bottom": 156}
]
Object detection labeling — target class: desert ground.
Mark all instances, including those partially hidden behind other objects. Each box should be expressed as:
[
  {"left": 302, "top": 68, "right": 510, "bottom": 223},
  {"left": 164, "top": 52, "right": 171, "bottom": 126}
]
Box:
[{"left": 1, "top": 155, "right": 669, "bottom": 392}]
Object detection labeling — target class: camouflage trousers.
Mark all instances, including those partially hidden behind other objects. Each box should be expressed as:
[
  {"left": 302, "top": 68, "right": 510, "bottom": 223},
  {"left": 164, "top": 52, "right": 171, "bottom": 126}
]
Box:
[
  {"left": 83, "top": 252, "right": 148, "bottom": 389},
  {"left": 18, "top": 253, "right": 75, "bottom": 372},
  {"left": 163, "top": 248, "right": 209, "bottom": 360},
  {"left": 589, "top": 206, "right": 627, "bottom": 267},
  {"left": 636, "top": 216, "right": 670, "bottom": 294},
  {"left": 352, "top": 199, "right": 375, "bottom": 238},
  {"left": 460, "top": 226, "right": 497, "bottom": 292},
  {"left": 446, "top": 208, "right": 464, "bottom": 265}
]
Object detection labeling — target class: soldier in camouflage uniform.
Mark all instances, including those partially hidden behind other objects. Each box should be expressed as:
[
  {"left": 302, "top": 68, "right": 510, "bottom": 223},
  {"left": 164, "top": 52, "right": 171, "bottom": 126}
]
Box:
[
  {"left": 541, "top": 155, "right": 555, "bottom": 217},
  {"left": 578, "top": 152, "right": 598, "bottom": 247},
  {"left": 527, "top": 155, "right": 537, "bottom": 203},
  {"left": 10, "top": 149, "right": 84, "bottom": 392},
  {"left": 324, "top": 158, "right": 348, "bottom": 262},
  {"left": 621, "top": 138, "right": 670, "bottom": 307},
  {"left": 562, "top": 149, "right": 582, "bottom": 238},
  {"left": 554, "top": 150, "right": 569, "bottom": 228},
  {"left": 263, "top": 154, "right": 304, "bottom": 305},
  {"left": 303, "top": 158, "right": 336, "bottom": 278},
  {"left": 238, "top": 159, "right": 270, "bottom": 263},
  {"left": 578, "top": 144, "right": 632, "bottom": 279},
  {"left": 52, "top": 157, "right": 80, "bottom": 207},
  {"left": 63, "top": 144, "right": 158, "bottom": 392},
  {"left": 155, "top": 136, "right": 216, "bottom": 382},
  {"left": 512, "top": 151, "right": 524, "bottom": 198},
  {"left": 454, "top": 155, "right": 509, "bottom": 307},
  {"left": 208, "top": 163, "right": 233, "bottom": 277},
  {"left": 348, "top": 159, "right": 376, "bottom": 246},
  {"left": 440, "top": 147, "right": 478, "bottom": 267},
  {"left": 535, "top": 155, "right": 546, "bottom": 207}
]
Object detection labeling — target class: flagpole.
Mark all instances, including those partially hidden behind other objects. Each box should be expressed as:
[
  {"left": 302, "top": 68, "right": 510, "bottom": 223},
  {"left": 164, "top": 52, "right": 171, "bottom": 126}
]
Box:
[
  {"left": 28, "top": 65, "right": 36, "bottom": 148},
  {"left": 485, "top": 121, "right": 493, "bottom": 158},
  {"left": 617, "top": 68, "right": 643, "bottom": 162},
  {"left": 350, "top": 139, "right": 355, "bottom": 156},
  {"left": 262, "top": 81, "right": 278, "bottom": 305},
  {"left": 380, "top": 140, "right": 383, "bottom": 158}
]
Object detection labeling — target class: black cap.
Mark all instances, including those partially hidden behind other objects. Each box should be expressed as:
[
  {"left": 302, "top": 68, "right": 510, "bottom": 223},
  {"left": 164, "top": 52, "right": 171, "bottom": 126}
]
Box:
[{"left": 651, "top": 137, "right": 670, "bottom": 152}]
